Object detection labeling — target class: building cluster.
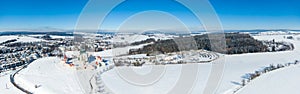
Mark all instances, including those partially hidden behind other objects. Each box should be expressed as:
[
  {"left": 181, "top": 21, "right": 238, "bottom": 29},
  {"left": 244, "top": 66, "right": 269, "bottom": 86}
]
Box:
[
  {"left": 113, "top": 56, "right": 154, "bottom": 66},
  {"left": 62, "top": 53, "right": 110, "bottom": 70},
  {"left": 113, "top": 50, "right": 218, "bottom": 67},
  {"left": 61, "top": 38, "right": 113, "bottom": 52},
  {"left": 155, "top": 50, "right": 218, "bottom": 64},
  {"left": 0, "top": 34, "right": 117, "bottom": 74},
  {"left": 93, "top": 40, "right": 112, "bottom": 52},
  {"left": 0, "top": 40, "right": 65, "bottom": 73}
]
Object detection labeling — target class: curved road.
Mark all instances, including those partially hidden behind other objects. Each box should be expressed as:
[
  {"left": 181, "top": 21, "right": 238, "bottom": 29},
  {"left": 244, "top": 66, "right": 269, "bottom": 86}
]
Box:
[{"left": 10, "top": 65, "right": 33, "bottom": 94}]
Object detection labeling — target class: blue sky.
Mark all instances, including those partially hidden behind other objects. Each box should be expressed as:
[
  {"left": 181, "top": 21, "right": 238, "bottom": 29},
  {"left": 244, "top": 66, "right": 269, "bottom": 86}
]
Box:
[{"left": 0, "top": 0, "right": 299, "bottom": 31}]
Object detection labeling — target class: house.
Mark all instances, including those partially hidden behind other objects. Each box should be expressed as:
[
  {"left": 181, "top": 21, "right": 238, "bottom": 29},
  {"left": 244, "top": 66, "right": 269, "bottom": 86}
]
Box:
[
  {"left": 66, "top": 58, "right": 73, "bottom": 64},
  {"left": 286, "top": 36, "right": 293, "bottom": 39},
  {"left": 88, "top": 55, "right": 96, "bottom": 63}
]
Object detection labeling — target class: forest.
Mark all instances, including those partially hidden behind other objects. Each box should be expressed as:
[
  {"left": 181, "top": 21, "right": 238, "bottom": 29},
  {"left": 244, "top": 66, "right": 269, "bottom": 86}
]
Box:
[{"left": 129, "top": 33, "right": 270, "bottom": 55}]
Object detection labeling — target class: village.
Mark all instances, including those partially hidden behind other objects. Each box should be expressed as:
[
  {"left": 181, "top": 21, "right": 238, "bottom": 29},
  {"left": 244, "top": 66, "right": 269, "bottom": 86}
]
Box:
[
  {"left": 0, "top": 41, "right": 62, "bottom": 73},
  {"left": 0, "top": 33, "right": 223, "bottom": 75},
  {"left": 0, "top": 35, "right": 115, "bottom": 74}
]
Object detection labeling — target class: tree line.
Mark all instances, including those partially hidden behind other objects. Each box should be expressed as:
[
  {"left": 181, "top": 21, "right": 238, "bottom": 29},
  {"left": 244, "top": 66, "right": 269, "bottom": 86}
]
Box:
[{"left": 129, "top": 33, "right": 269, "bottom": 55}]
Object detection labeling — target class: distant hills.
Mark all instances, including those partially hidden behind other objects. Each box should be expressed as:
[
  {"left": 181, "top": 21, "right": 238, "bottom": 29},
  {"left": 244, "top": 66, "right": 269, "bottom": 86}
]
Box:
[
  {"left": 0, "top": 31, "right": 74, "bottom": 36},
  {"left": 1, "top": 29, "right": 300, "bottom": 36}
]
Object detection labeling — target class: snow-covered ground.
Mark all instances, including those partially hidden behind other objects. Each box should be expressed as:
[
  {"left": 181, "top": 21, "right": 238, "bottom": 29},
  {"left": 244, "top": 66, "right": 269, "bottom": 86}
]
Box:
[
  {"left": 100, "top": 34, "right": 300, "bottom": 94},
  {"left": 211, "top": 35, "right": 300, "bottom": 94},
  {"left": 105, "top": 34, "right": 173, "bottom": 44},
  {"left": 93, "top": 43, "right": 151, "bottom": 57},
  {"left": 28, "top": 34, "right": 72, "bottom": 39},
  {"left": 102, "top": 63, "right": 212, "bottom": 94},
  {"left": 0, "top": 35, "right": 45, "bottom": 43},
  {"left": 1, "top": 34, "right": 300, "bottom": 94},
  {"left": 14, "top": 57, "right": 85, "bottom": 94},
  {"left": 0, "top": 71, "right": 24, "bottom": 94},
  {"left": 50, "top": 35, "right": 70, "bottom": 39},
  {"left": 237, "top": 64, "right": 300, "bottom": 94},
  {"left": 258, "top": 31, "right": 288, "bottom": 35}
]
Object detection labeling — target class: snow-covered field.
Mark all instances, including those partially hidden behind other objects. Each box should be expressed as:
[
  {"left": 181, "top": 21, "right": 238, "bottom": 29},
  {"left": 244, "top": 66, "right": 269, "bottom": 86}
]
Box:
[
  {"left": 1, "top": 34, "right": 300, "bottom": 94},
  {"left": 14, "top": 57, "right": 85, "bottom": 94},
  {"left": 93, "top": 43, "right": 151, "bottom": 57},
  {"left": 28, "top": 34, "right": 72, "bottom": 39},
  {"left": 0, "top": 35, "right": 45, "bottom": 43},
  {"left": 102, "top": 63, "right": 212, "bottom": 94},
  {"left": 100, "top": 34, "right": 300, "bottom": 94},
  {"left": 236, "top": 64, "right": 300, "bottom": 94},
  {"left": 105, "top": 34, "right": 173, "bottom": 44},
  {"left": 0, "top": 71, "right": 24, "bottom": 94}
]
